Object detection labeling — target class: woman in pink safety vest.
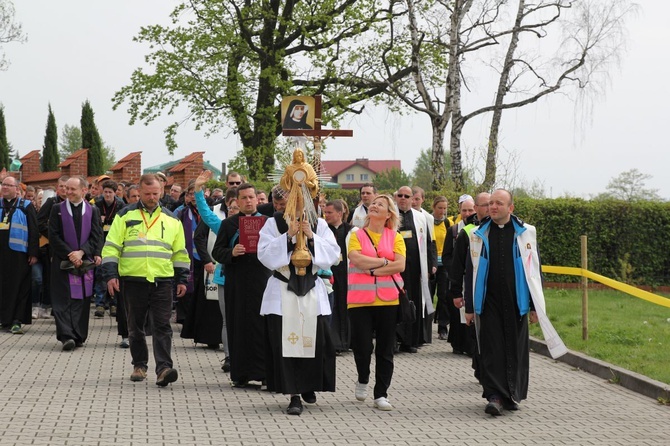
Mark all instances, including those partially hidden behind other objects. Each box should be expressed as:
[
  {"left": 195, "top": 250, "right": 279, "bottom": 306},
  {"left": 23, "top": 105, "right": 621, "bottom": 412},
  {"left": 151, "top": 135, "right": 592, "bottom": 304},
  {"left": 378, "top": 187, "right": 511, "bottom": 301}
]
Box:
[{"left": 347, "top": 194, "right": 406, "bottom": 412}]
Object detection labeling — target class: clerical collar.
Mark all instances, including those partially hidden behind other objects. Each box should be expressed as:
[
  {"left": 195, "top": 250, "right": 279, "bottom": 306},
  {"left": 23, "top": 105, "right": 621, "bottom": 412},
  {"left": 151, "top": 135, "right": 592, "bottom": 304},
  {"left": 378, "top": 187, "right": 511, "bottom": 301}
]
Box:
[
  {"left": 70, "top": 200, "right": 83, "bottom": 207},
  {"left": 399, "top": 208, "right": 411, "bottom": 214}
]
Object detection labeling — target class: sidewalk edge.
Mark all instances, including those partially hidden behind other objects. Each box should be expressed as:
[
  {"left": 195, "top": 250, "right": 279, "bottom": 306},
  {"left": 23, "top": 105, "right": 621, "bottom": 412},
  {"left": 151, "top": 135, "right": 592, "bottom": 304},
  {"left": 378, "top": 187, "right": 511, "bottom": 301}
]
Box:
[{"left": 529, "top": 337, "right": 670, "bottom": 403}]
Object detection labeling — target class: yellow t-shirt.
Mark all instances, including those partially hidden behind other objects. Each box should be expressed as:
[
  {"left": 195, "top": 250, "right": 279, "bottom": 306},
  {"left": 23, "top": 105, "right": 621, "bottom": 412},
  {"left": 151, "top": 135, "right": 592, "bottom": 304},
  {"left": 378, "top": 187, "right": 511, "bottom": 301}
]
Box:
[
  {"left": 348, "top": 229, "right": 406, "bottom": 308},
  {"left": 434, "top": 221, "right": 447, "bottom": 257}
]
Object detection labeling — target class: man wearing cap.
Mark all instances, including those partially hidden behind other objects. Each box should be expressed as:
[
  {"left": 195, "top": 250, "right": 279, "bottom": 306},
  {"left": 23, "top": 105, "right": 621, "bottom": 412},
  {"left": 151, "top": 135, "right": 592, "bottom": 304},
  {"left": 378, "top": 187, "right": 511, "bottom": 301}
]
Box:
[{"left": 444, "top": 193, "right": 483, "bottom": 356}]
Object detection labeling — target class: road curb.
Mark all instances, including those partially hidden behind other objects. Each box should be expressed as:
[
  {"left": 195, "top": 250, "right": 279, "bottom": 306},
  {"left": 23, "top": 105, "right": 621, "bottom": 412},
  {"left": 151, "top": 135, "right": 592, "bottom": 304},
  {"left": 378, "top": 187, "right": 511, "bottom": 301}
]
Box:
[{"left": 530, "top": 337, "right": 670, "bottom": 403}]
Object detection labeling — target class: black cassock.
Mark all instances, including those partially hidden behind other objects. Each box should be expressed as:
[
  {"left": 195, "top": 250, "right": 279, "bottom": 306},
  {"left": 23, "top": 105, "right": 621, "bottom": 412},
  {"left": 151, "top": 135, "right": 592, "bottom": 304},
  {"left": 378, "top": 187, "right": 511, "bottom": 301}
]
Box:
[
  {"left": 212, "top": 213, "right": 271, "bottom": 384},
  {"left": 478, "top": 221, "right": 529, "bottom": 404},
  {"left": 0, "top": 198, "right": 39, "bottom": 327},
  {"left": 181, "top": 219, "right": 223, "bottom": 346},
  {"left": 48, "top": 203, "right": 102, "bottom": 344},
  {"left": 328, "top": 222, "right": 352, "bottom": 352}
]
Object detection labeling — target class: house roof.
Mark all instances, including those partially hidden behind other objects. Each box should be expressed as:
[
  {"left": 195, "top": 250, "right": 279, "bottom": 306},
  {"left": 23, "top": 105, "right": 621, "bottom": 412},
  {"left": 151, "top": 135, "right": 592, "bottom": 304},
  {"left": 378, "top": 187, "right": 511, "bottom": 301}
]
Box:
[
  {"left": 320, "top": 159, "right": 401, "bottom": 177},
  {"left": 109, "top": 151, "right": 142, "bottom": 172},
  {"left": 22, "top": 171, "right": 62, "bottom": 183},
  {"left": 144, "top": 152, "right": 222, "bottom": 177},
  {"left": 20, "top": 150, "right": 41, "bottom": 161},
  {"left": 58, "top": 149, "right": 88, "bottom": 167}
]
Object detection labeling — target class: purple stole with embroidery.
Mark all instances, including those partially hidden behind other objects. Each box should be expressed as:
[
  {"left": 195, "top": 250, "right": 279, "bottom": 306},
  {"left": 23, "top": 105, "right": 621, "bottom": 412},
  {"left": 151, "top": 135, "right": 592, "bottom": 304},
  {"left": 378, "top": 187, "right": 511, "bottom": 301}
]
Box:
[{"left": 60, "top": 201, "right": 94, "bottom": 299}]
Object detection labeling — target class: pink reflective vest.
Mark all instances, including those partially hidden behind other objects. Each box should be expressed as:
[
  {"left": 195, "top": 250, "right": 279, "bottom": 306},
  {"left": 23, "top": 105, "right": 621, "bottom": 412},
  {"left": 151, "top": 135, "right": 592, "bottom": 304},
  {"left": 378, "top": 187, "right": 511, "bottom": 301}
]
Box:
[{"left": 348, "top": 228, "right": 403, "bottom": 304}]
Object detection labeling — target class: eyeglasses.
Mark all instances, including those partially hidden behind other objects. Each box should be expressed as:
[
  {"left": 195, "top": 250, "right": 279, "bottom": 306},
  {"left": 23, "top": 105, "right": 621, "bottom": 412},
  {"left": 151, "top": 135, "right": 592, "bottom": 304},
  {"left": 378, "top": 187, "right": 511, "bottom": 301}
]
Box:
[
  {"left": 228, "top": 181, "right": 241, "bottom": 186},
  {"left": 397, "top": 194, "right": 411, "bottom": 199}
]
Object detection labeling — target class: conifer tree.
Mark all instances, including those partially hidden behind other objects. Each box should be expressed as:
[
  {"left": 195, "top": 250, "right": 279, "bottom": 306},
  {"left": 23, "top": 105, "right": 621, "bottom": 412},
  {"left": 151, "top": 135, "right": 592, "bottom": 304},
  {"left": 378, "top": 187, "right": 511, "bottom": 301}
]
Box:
[
  {"left": 80, "top": 100, "right": 103, "bottom": 175},
  {"left": 42, "top": 104, "right": 59, "bottom": 171},
  {"left": 0, "top": 104, "right": 9, "bottom": 170}
]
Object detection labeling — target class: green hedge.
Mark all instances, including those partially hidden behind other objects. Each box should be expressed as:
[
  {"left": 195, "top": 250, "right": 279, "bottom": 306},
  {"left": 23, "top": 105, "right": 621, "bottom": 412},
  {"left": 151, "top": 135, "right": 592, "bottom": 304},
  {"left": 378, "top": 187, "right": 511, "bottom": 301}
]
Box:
[{"left": 318, "top": 191, "right": 670, "bottom": 286}]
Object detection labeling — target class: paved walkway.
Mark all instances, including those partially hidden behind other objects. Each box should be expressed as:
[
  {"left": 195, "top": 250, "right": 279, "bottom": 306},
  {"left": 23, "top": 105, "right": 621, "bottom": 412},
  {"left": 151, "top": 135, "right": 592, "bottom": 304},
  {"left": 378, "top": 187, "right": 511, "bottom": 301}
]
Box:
[{"left": 1, "top": 313, "right": 668, "bottom": 446}]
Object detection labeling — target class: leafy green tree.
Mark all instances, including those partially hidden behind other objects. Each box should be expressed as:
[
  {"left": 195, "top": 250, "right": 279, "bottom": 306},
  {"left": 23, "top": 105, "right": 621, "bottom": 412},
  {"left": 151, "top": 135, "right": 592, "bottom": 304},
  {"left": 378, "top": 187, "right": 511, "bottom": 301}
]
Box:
[
  {"left": 60, "top": 122, "right": 115, "bottom": 172},
  {"left": 59, "top": 124, "right": 82, "bottom": 160},
  {"left": 373, "top": 167, "right": 412, "bottom": 191},
  {"left": 0, "top": 103, "right": 9, "bottom": 170},
  {"left": 80, "top": 100, "right": 104, "bottom": 175},
  {"left": 42, "top": 104, "right": 59, "bottom": 171},
  {"left": 599, "top": 169, "right": 661, "bottom": 202},
  {"left": 113, "top": 0, "right": 412, "bottom": 180}
]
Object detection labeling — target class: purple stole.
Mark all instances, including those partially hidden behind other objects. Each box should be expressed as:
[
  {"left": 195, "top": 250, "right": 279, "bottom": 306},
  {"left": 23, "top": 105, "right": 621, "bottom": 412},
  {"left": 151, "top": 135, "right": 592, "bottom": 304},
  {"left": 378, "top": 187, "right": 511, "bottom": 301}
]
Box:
[
  {"left": 179, "top": 206, "right": 195, "bottom": 293},
  {"left": 60, "top": 201, "right": 94, "bottom": 300}
]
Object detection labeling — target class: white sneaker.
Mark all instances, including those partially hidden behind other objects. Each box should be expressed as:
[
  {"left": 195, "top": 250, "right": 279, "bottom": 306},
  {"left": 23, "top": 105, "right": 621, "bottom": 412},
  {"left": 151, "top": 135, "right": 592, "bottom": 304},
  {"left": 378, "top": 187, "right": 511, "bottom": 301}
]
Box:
[
  {"left": 355, "top": 382, "right": 368, "bottom": 401},
  {"left": 373, "top": 397, "right": 393, "bottom": 411},
  {"left": 39, "top": 307, "right": 51, "bottom": 318},
  {"left": 32, "top": 307, "right": 39, "bottom": 319}
]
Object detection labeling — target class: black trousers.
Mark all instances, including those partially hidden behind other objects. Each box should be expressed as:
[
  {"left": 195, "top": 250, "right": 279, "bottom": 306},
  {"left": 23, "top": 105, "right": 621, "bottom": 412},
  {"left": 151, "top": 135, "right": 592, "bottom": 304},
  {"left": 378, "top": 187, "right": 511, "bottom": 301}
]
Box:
[
  {"left": 431, "top": 265, "right": 450, "bottom": 332},
  {"left": 122, "top": 280, "right": 173, "bottom": 375},
  {"left": 349, "top": 305, "right": 398, "bottom": 399}
]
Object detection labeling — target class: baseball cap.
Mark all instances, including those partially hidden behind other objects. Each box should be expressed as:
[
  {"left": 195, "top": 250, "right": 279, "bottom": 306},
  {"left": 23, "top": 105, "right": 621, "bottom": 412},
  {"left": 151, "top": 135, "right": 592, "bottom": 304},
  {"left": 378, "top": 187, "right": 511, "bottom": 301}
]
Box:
[
  {"left": 97, "top": 174, "right": 111, "bottom": 183},
  {"left": 458, "top": 194, "right": 473, "bottom": 204}
]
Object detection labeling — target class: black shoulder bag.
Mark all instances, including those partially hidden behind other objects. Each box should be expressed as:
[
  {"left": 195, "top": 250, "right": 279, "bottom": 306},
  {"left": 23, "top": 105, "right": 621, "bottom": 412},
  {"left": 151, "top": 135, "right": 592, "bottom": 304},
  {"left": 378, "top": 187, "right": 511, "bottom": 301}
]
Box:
[{"left": 360, "top": 229, "right": 416, "bottom": 324}]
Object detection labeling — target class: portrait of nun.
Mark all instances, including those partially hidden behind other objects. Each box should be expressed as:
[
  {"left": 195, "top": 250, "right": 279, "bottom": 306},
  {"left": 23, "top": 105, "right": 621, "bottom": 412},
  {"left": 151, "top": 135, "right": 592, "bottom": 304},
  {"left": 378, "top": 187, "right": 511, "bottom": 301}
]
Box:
[{"left": 282, "top": 99, "right": 313, "bottom": 130}]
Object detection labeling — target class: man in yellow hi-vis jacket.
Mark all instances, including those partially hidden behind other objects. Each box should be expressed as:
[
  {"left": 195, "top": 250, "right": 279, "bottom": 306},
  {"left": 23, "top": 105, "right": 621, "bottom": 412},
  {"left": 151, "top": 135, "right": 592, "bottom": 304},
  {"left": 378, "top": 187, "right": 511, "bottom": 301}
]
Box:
[{"left": 101, "top": 174, "right": 190, "bottom": 387}]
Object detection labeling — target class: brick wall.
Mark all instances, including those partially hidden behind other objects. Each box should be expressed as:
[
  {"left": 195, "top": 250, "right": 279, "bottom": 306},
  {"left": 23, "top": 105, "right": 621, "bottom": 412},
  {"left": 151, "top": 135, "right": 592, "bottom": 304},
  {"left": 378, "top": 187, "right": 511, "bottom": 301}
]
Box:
[
  {"left": 21, "top": 151, "right": 42, "bottom": 178},
  {"left": 111, "top": 152, "right": 142, "bottom": 184}
]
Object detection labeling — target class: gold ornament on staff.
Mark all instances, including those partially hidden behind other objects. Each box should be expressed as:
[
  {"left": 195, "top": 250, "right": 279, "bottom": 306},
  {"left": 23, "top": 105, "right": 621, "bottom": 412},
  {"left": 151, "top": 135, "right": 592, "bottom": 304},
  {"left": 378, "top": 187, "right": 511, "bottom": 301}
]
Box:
[{"left": 281, "top": 148, "right": 319, "bottom": 276}]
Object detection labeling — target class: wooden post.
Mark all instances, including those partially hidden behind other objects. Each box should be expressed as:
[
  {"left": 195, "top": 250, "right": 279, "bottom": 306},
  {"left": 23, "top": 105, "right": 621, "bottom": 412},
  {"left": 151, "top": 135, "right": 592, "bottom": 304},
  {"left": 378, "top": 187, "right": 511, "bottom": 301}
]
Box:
[{"left": 581, "top": 235, "right": 588, "bottom": 341}]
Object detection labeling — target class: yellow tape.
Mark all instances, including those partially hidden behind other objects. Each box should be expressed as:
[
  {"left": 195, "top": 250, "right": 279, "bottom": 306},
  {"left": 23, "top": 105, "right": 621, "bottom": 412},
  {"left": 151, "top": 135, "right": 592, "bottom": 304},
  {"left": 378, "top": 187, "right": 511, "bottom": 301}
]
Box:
[{"left": 542, "top": 265, "right": 670, "bottom": 308}]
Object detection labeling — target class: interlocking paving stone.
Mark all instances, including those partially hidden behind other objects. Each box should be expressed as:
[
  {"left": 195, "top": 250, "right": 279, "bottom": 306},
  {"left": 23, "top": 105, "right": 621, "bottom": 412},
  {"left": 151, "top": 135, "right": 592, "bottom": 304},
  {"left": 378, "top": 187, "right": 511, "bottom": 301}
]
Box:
[{"left": 0, "top": 312, "right": 668, "bottom": 445}]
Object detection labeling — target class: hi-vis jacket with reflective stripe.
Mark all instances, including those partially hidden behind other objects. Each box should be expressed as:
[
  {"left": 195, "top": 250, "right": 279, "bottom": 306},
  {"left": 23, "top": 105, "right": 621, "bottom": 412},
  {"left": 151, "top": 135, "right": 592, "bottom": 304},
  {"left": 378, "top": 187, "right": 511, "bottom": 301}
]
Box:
[
  {"left": 347, "top": 228, "right": 403, "bottom": 304},
  {"left": 100, "top": 202, "right": 190, "bottom": 284}
]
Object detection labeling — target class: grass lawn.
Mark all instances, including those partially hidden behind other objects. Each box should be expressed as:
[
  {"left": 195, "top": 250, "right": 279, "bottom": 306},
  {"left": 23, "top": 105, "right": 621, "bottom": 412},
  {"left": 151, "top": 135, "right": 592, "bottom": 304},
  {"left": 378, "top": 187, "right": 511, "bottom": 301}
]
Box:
[{"left": 530, "top": 288, "right": 670, "bottom": 385}]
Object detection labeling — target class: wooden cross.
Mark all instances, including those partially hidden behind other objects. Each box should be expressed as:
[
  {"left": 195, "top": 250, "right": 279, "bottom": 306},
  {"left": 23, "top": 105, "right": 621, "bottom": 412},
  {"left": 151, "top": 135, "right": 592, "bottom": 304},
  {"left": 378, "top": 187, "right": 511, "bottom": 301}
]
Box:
[{"left": 282, "top": 95, "right": 353, "bottom": 182}]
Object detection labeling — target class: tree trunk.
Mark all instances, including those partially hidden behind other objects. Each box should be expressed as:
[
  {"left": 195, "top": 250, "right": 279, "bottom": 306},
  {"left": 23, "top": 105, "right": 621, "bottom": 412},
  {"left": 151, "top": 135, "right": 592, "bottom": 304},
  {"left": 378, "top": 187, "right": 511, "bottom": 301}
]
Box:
[
  {"left": 430, "top": 115, "right": 448, "bottom": 190},
  {"left": 481, "top": 0, "right": 525, "bottom": 191}
]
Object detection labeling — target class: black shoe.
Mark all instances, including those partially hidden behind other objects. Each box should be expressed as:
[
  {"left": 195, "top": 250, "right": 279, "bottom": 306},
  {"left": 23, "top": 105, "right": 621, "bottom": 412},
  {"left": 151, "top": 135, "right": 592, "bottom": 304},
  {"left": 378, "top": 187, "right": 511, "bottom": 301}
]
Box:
[
  {"left": 503, "top": 400, "right": 519, "bottom": 411},
  {"left": 233, "top": 380, "right": 248, "bottom": 388},
  {"left": 398, "top": 344, "right": 418, "bottom": 354},
  {"left": 156, "top": 368, "right": 179, "bottom": 387},
  {"left": 287, "top": 396, "right": 303, "bottom": 415},
  {"left": 221, "top": 357, "right": 231, "bottom": 373},
  {"left": 485, "top": 396, "right": 504, "bottom": 416},
  {"left": 75, "top": 341, "right": 83, "bottom": 347},
  {"left": 438, "top": 331, "right": 448, "bottom": 340},
  {"left": 62, "top": 339, "right": 76, "bottom": 351},
  {"left": 301, "top": 391, "right": 317, "bottom": 404},
  {"left": 80, "top": 259, "right": 96, "bottom": 272}
]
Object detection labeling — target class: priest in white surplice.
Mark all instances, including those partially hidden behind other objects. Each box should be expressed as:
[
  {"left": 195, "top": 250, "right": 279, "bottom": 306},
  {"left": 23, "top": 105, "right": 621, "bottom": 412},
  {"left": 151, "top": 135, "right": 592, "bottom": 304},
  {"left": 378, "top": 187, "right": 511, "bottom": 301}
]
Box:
[{"left": 258, "top": 214, "right": 340, "bottom": 416}]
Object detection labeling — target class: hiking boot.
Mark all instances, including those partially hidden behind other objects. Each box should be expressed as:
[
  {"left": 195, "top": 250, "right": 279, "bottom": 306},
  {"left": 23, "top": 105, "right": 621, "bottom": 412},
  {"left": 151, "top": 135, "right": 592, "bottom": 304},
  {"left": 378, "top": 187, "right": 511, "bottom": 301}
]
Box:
[
  {"left": 94, "top": 306, "right": 105, "bottom": 318},
  {"left": 109, "top": 305, "right": 117, "bottom": 317},
  {"left": 130, "top": 367, "right": 147, "bottom": 382},
  {"left": 10, "top": 324, "right": 23, "bottom": 335},
  {"left": 156, "top": 368, "right": 178, "bottom": 387}
]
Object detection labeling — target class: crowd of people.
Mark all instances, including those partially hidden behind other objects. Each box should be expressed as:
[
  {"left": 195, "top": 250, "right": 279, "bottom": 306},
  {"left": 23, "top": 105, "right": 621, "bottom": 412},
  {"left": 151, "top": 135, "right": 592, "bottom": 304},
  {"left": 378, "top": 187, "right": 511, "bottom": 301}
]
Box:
[{"left": 0, "top": 162, "right": 544, "bottom": 416}]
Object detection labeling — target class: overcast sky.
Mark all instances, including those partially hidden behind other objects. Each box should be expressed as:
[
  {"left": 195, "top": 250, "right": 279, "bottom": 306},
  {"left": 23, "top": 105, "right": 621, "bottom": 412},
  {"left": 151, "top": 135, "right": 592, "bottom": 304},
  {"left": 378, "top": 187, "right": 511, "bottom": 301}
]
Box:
[{"left": 1, "top": 0, "right": 667, "bottom": 199}]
